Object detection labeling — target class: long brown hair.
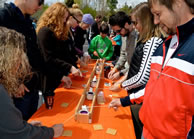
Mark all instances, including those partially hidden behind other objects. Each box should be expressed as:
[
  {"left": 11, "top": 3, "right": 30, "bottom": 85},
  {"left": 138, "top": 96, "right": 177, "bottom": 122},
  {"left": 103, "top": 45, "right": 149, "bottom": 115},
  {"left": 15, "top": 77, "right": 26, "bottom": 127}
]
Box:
[
  {"left": 0, "top": 27, "right": 31, "bottom": 97},
  {"left": 132, "top": 2, "right": 162, "bottom": 43},
  {"left": 36, "top": 2, "right": 69, "bottom": 40}
]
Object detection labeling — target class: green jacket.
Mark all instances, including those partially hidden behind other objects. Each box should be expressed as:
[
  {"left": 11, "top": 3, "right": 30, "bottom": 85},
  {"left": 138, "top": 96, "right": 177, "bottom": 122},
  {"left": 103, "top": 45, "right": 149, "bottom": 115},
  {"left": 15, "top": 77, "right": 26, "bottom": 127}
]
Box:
[{"left": 88, "top": 35, "right": 113, "bottom": 60}]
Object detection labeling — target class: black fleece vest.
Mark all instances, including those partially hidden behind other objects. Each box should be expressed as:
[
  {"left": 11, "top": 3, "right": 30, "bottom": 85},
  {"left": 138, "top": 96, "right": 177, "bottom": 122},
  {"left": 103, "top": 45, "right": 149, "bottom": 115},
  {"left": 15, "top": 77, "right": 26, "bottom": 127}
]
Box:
[{"left": 127, "top": 41, "right": 145, "bottom": 93}]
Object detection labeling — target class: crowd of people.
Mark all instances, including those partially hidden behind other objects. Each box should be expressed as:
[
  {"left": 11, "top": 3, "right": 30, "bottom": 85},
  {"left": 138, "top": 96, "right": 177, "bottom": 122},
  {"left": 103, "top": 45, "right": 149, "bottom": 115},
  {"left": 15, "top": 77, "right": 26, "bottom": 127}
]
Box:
[{"left": 0, "top": 0, "right": 193, "bottom": 138}]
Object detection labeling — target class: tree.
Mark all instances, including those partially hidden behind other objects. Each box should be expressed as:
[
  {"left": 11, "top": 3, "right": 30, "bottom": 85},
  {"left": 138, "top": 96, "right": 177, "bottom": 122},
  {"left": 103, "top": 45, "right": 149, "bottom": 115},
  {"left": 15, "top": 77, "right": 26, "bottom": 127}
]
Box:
[
  {"left": 107, "top": 0, "right": 118, "bottom": 14},
  {"left": 81, "top": 5, "right": 96, "bottom": 19},
  {"left": 74, "top": 0, "right": 81, "bottom": 5},
  {"left": 0, "top": 0, "right": 6, "bottom": 8},
  {"left": 118, "top": 2, "right": 132, "bottom": 15},
  {"left": 32, "top": 4, "right": 49, "bottom": 20},
  {"left": 65, "top": 0, "right": 74, "bottom": 7}
]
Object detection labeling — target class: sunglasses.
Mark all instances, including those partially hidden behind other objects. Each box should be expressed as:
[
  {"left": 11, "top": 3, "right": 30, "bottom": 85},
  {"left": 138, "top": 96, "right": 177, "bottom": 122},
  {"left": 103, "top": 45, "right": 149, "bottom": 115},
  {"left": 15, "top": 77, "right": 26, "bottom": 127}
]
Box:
[
  {"left": 131, "top": 21, "right": 137, "bottom": 25},
  {"left": 38, "top": 0, "right": 44, "bottom": 6},
  {"left": 115, "top": 26, "right": 128, "bottom": 33},
  {"left": 72, "top": 15, "right": 81, "bottom": 24},
  {"left": 115, "top": 29, "right": 122, "bottom": 33}
]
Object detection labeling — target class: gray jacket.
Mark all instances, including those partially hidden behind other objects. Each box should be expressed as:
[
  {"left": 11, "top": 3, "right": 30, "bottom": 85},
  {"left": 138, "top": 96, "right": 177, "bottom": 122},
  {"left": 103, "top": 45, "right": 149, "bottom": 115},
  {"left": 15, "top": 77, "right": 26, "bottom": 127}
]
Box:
[
  {"left": 115, "top": 30, "right": 138, "bottom": 74},
  {"left": 0, "top": 84, "right": 54, "bottom": 139}
]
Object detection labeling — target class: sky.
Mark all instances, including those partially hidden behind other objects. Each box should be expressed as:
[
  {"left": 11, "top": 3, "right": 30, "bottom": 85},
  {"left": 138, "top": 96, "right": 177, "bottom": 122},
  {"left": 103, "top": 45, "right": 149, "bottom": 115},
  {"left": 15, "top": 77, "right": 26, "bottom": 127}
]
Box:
[{"left": 6, "top": 0, "right": 147, "bottom": 7}]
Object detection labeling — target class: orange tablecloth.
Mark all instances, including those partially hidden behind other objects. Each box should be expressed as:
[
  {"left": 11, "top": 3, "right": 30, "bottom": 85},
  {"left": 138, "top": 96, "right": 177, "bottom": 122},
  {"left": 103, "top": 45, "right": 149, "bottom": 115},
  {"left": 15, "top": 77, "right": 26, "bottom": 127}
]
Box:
[{"left": 29, "top": 61, "right": 136, "bottom": 139}]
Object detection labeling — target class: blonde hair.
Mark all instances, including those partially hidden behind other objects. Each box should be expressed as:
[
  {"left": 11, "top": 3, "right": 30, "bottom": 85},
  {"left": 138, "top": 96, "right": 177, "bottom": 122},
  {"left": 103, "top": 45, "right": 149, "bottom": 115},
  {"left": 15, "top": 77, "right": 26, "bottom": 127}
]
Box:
[
  {"left": 72, "top": 3, "right": 80, "bottom": 9},
  {"left": 69, "top": 6, "right": 83, "bottom": 17},
  {"left": 0, "top": 27, "right": 31, "bottom": 97},
  {"left": 132, "top": 2, "right": 162, "bottom": 43},
  {"left": 36, "top": 2, "right": 69, "bottom": 40}
]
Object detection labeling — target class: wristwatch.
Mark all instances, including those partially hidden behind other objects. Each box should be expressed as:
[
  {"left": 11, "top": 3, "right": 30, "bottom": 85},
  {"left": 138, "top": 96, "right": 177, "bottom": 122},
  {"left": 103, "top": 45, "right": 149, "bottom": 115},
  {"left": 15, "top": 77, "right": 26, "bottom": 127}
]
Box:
[{"left": 119, "top": 71, "right": 124, "bottom": 76}]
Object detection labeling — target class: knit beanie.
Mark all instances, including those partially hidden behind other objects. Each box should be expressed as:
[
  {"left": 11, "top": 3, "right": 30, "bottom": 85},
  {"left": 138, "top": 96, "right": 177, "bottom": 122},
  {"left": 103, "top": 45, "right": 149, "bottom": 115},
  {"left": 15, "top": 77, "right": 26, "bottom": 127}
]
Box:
[{"left": 82, "top": 14, "right": 94, "bottom": 25}]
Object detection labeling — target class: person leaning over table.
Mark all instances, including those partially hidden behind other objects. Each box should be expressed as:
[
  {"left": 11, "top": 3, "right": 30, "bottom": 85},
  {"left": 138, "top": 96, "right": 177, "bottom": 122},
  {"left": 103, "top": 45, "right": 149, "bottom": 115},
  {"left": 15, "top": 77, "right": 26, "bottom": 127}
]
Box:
[
  {"left": 0, "top": 0, "right": 50, "bottom": 121},
  {"left": 109, "top": 2, "right": 164, "bottom": 139},
  {"left": 36, "top": 3, "right": 81, "bottom": 93},
  {"left": 108, "top": 11, "right": 138, "bottom": 81},
  {"left": 88, "top": 22, "right": 114, "bottom": 61},
  {"left": 139, "top": 0, "right": 194, "bottom": 138},
  {"left": 66, "top": 6, "right": 89, "bottom": 67},
  {"left": 0, "top": 27, "right": 64, "bottom": 139},
  {"left": 73, "top": 13, "right": 94, "bottom": 57}
]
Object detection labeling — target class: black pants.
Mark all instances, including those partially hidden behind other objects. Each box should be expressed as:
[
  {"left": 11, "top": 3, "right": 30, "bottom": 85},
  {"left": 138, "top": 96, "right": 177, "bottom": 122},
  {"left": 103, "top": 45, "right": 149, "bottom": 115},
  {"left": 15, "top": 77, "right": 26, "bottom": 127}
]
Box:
[
  {"left": 114, "top": 45, "right": 121, "bottom": 57},
  {"left": 130, "top": 104, "right": 143, "bottom": 139},
  {"left": 13, "top": 90, "right": 39, "bottom": 121},
  {"left": 111, "top": 45, "right": 121, "bottom": 60}
]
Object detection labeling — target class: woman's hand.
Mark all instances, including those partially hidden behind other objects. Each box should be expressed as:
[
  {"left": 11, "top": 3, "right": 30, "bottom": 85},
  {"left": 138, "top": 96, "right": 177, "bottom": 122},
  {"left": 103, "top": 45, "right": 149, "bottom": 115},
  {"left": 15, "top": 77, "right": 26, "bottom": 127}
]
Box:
[
  {"left": 70, "top": 66, "right": 83, "bottom": 77},
  {"left": 61, "top": 76, "right": 72, "bottom": 88},
  {"left": 52, "top": 124, "right": 64, "bottom": 138},
  {"left": 108, "top": 98, "right": 122, "bottom": 111},
  {"left": 15, "top": 84, "right": 29, "bottom": 98}
]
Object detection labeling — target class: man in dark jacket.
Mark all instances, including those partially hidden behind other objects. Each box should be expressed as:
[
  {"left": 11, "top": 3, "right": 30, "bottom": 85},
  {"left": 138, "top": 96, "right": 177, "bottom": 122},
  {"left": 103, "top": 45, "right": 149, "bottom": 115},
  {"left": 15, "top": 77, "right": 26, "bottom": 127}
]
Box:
[
  {"left": 88, "top": 15, "right": 102, "bottom": 43},
  {"left": 0, "top": 0, "right": 45, "bottom": 120}
]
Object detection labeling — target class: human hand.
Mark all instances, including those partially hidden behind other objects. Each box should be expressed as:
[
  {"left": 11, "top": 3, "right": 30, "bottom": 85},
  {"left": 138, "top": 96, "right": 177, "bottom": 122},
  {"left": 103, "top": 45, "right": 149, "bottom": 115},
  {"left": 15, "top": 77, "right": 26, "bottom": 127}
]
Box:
[
  {"left": 108, "top": 68, "right": 116, "bottom": 79},
  {"left": 80, "top": 60, "right": 87, "bottom": 68},
  {"left": 61, "top": 76, "right": 72, "bottom": 88},
  {"left": 52, "top": 124, "right": 64, "bottom": 138},
  {"left": 70, "top": 66, "right": 83, "bottom": 77},
  {"left": 109, "top": 71, "right": 120, "bottom": 80},
  {"left": 29, "top": 121, "right": 42, "bottom": 126},
  {"left": 93, "top": 51, "right": 99, "bottom": 57},
  {"left": 109, "top": 82, "right": 121, "bottom": 92},
  {"left": 15, "top": 84, "right": 29, "bottom": 98},
  {"left": 108, "top": 98, "right": 121, "bottom": 111}
]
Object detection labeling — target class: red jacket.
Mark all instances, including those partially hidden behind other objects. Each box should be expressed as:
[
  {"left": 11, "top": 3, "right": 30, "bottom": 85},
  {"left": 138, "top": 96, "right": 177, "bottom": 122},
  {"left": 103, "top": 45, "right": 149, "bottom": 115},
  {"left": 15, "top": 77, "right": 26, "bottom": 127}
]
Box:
[{"left": 140, "top": 18, "right": 194, "bottom": 138}]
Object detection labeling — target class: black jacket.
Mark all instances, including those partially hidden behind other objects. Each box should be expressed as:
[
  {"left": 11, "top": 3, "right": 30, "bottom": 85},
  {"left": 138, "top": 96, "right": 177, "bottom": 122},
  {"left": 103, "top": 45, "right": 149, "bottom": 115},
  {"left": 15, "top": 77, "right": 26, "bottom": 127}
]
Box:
[
  {"left": 126, "top": 41, "right": 145, "bottom": 93},
  {"left": 37, "top": 27, "right": 74, "bottom": 91},
  {"left": 0, "top": 3, "right": 45, "bottom": 90},
  {"left": 73, "top": 25, "right": 87, "bottom": 56},
  {"left": 90, "top": 21, "right": 100, "bottom": 41},
  {"left": 65, "top": 29, "right": 79, "bottom": 67}
]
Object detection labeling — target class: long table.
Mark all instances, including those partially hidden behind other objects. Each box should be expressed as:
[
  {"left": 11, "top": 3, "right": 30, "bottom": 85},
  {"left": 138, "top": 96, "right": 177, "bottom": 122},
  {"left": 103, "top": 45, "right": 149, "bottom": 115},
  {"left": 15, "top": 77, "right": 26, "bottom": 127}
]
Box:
[{"left": 29, "top": 60, "right": 136, "bottom": 139}]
